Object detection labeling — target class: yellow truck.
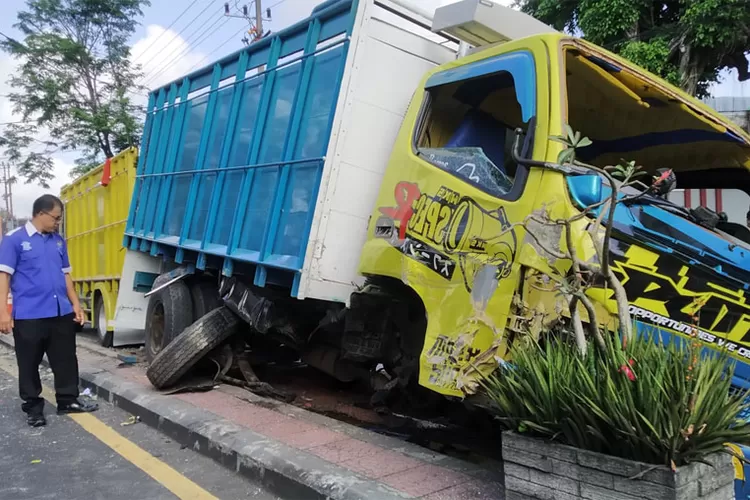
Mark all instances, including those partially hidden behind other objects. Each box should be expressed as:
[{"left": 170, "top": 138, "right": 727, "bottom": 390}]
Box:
[
  {"left": 60, "top": 147, "right": 137, "bottom": 346},
  {"left": 63, "top": 0, "right": 750, "bottom": 488},
  {"left": 63, "top": 0, "right": 750, "bottom": 412},
  {"left": 62, "top": 0, "right": 750, "bottom": 490},
  {"left": 62, "top": 0, "right": 750, "bottom": 400}
]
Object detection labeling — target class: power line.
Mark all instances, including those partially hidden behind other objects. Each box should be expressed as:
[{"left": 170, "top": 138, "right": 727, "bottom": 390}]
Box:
[
  {"left": 266, "top": 0, "right": 287, "bottom": 10},
  {"left": 133, "top": 0, "right": 204, "bottom": 65},
  {"left": 138, "top": 9, "right": 228, "bottom": 86},
  {"left": 223, "top": 0, "right": 272, "bottom": 44},
  {"left": 185, "top": 23, "right": 253, "bottom": 74},
  {"left": 135, "top": 1, "right": 224, "bottom": 80},
  {"left": 141, "top": 0, "right": 282, "bottom": 91},
  {"left": 141, "top": 15, "right": 232, "bottom": 88}
]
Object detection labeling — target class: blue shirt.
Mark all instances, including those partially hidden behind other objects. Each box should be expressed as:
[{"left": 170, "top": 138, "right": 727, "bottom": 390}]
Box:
[{"left": 0, "top": 222, "right": 73, "bottom": 320}]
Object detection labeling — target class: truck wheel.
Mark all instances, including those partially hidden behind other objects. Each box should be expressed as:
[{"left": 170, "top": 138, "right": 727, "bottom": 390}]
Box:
[
  {"left": 145, "top": 281, "right": 193, "bottom": 363},
  {"left": 95, "top": 298, "right": 113, "bottom": 348},
  {"left": 146, "top": 306, "right": 240, "bottom": 389},
  {"left": 189, "top": 281, "right": 221, "bottom": 321}
]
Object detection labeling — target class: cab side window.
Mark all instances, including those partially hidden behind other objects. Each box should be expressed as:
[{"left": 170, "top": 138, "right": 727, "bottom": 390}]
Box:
[{"left": 414, "top": 51, "right": 536, "bottom": 199}]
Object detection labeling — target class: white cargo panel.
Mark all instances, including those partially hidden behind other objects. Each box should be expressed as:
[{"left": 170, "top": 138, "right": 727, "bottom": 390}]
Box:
[{"left": 298, "top": 0, "right": 456, "bottom": 302}]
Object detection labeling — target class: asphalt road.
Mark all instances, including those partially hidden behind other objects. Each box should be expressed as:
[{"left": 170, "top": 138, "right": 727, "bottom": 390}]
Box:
[{"left": 0, "top": 349, "right": 279, "bottom": 500}]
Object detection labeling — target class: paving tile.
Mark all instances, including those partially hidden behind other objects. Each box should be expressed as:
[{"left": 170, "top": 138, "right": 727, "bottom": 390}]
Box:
[
  {"left": 279, "top": 427, "right": 347, "bottom": 450},
  {"left": 383, "top": 464, "right": 471, "bottom": 497},
  {"left": 176, "top": 390, "right": 283, "bottom": 430},
  {"left": 260, "top": 416, "right": 316, "bottom": 439},
  {"left": 310, "top": 438, "right": 386, "bottom": 465},
  {"left": 116, "top": 368, "right": 150, "bottom": 386},
  {"left": 341, "top": 448, "right": 423, "bottom": 479},
  {"left": 423, "top": 479, "right": 504, "bottom": 499}
]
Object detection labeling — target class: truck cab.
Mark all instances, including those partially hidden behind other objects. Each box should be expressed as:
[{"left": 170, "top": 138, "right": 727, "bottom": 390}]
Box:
[{"left": 361, "top": 24, "right": 750, "bottom": 397}]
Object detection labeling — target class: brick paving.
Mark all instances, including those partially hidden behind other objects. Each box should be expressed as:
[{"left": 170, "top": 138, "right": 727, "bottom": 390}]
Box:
[{"left": 73, "top": 346, "right": 503, "bottom": 499}]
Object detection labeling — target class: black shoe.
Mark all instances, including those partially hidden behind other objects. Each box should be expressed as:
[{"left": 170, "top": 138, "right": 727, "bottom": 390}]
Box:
[
  {"left": 57, "top": 400, "right": 99, "bottom": 414},
  {"left": 27, "top": 414, "right": 46, "bottom": 427}
]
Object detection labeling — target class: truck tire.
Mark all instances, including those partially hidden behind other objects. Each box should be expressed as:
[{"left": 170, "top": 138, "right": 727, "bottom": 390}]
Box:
[
  {"left": 95, "top": 297, "right": 113, "bottom": 348},
  {"left": 189, "top": 281, "right": 221, "bottom": 321},
  {"left": 145, "top": 281, "right": 193, "bottom": 363},
  {"left": 146, "top": 306, "right": 241, "bottom": 389}
]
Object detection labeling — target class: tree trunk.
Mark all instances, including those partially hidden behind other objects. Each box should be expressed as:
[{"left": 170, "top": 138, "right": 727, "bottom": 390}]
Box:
[{"left": 678, "top": 41, "right": 700, "bottom": 96}]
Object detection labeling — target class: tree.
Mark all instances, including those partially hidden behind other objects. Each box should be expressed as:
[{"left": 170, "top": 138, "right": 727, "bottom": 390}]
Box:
[
  {"left": 515, "top": 0, "right": 750, "bottom": 97},
  {"left": 0, "top": 0, "right": 150, "bottom": 186}
]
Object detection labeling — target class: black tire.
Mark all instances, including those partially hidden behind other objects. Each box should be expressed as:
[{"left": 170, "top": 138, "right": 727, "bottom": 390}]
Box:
[
  {"left": 146, "top": 306, "right": 240, "bottom": 389},
  {"left": 145, "top": 281, "right": 193, "bottom": 363},
  {"left": 189, "top": 281, "right": 221, "bottom": 321},
  {"left": 95, "top": 297, "right": 113, "bottom": 348}
]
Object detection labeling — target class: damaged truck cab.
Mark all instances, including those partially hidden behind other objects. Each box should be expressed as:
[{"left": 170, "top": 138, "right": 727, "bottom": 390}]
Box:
[{"left": 361, "top": 32, "right": 750, "bottom": 399}]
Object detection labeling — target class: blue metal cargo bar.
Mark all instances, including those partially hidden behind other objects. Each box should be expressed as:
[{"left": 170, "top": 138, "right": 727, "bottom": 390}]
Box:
[{"left": 124, "top": 0, "right": 358, "bottom": 296}]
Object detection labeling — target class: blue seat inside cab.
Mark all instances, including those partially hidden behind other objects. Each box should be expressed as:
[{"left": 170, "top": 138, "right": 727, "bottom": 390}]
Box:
[{"left": 445, "top": 109, "right": 507, "bottom": 172}]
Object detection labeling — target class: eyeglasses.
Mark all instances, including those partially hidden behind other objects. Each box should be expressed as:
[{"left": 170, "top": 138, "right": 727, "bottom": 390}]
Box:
[{"left": 43, "top": 211, "right": 63, "bottom": 222}]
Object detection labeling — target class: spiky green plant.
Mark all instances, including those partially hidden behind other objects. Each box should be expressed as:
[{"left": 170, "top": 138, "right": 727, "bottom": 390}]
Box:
[{"left": 484, "top": 331, "right": 750, "bottom": 467}]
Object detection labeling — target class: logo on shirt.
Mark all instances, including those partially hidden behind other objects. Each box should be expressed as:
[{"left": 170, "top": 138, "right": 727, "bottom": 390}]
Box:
[
  {"left": 57, "top": 240, "right": 63, "bottom": 248},
  {"left": 21, "top": 241, "right": 32, "bottom": 252}
]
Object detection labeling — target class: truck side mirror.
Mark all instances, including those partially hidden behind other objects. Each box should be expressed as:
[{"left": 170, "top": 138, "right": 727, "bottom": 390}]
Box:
[
  {"left": 652, "top": 168, "right": 676, "bottom": 197},
  {"left": 511, "top": 127, "right": 527, "bottom": 162},
  {"left": 567, "top": 174, "right": 606, "bottom": 209}
]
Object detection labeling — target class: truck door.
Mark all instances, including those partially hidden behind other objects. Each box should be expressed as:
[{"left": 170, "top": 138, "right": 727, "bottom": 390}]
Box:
[{"left": 364, "top": 42, "right": 551, "bottom": 397}]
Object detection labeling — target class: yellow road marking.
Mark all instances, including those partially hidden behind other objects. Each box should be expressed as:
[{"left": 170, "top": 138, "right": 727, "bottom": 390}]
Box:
[{"left": 0, "top": 355, "right": 218, "bottom": 500}]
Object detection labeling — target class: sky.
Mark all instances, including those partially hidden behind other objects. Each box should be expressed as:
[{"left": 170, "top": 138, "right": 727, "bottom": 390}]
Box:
[{"left": 0, "top": 0, "right": 748, "bottom": 216}]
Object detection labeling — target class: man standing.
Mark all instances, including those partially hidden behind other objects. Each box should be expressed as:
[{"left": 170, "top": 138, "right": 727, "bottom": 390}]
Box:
[{"left": 0, "top": 194, "right": 98, "bottom": 427}]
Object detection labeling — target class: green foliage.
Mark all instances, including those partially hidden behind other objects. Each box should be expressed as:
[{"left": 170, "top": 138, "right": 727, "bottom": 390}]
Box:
[
  {"left": 619, "top": 39, "right": 681, "bottom": 88},
  {"left": 551, "top": 124, "right": 593, "bottom": 164},
  {"left": 484, "top": 332, "right": 750, "bottom": 466},
  {"left": 515, "top": 0, "right": 750, "bottom": 97},
  {"left": 0, "top": 0, "right": 150, "bottom": 185}
]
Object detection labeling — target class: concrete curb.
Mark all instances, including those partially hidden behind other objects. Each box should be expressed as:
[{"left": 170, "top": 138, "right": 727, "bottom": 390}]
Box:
[
  {"left": 0, "top": 335, "right": 411, "bottom": 500},
  {"left": 77, "top": 334, "right": 505, "bottom": 484}
]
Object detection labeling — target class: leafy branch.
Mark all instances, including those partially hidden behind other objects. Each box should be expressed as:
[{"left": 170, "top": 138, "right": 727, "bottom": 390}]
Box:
[
  {"left": 0, "top": 0, "right": 150, "bottom": 184},
  {"left": 512, "top": 125, "right": 670, "bottom": 354}
]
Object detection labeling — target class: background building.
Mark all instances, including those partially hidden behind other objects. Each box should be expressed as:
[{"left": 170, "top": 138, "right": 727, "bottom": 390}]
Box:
[{"left": 665, "top": 97, "right": 750, "bottom": 226}]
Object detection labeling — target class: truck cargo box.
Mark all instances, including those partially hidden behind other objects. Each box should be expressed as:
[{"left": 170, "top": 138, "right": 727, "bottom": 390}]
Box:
[
  {"left": 124, "top": 0, "right": 455, "bottom": 303},
  {"left": 61, "top": 148, "right": 137, "bottom": 344}
]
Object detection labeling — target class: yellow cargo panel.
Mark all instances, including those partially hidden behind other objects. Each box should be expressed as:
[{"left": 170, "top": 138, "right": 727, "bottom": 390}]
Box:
[{"left": 60, "top": 147, "right": 137, "bottom": 338}]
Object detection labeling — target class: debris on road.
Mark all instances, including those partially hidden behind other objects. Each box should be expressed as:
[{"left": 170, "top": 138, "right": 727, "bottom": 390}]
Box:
[
  {"left": 120, "top": 415, "right": 140, "bottom": 427},
  {"left": 80, "top": 387, "right": 97, "bottom": 400},
  {"left": 117, "top": 354, "right": 137, "bottom": 366}
]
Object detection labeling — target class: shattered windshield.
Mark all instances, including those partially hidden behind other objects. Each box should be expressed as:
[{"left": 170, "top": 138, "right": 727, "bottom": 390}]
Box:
[
  {"left": 414, "top": 51, "right": 536, "bottom": 199},
  {"left": 418, "top": 148, "right": 513, "bottom": 198}
]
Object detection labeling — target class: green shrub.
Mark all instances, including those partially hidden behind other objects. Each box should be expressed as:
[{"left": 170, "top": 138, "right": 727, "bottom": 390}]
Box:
[{"left": 484, "top": 332, "right": 750, "bottom": 467}]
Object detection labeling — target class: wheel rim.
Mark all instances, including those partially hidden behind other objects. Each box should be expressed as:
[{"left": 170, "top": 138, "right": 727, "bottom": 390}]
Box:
[
  {"left": 97, "top": 302, "right": 107, "bottom": 340},
  {"left": 151, "top": 303, "right": 165, "bottom": 354}
]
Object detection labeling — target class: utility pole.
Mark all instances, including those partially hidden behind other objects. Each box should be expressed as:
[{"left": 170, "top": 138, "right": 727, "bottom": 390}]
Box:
[
  {"left": 1, "top": 163, "right": 9, "bottom": 215},
  {"left": 1, "top": 164, "right": 7, "bottom": 215},
  {"left": 224, "top": 1, "right": 272, "bottom": 45},
  {"left": 255, "top": 0, "right": 263, "bottom": 43},
  {"left": 8, "top": 166, "right": 13, "bottom": 222},
  {"left": 0, "top": 162, "right": 13, "bottom": 228}
]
